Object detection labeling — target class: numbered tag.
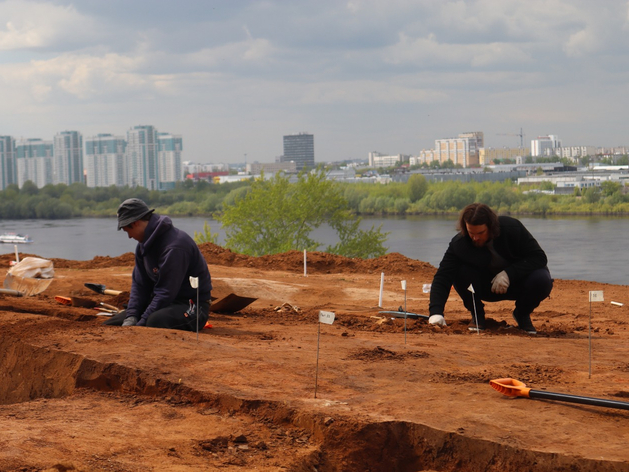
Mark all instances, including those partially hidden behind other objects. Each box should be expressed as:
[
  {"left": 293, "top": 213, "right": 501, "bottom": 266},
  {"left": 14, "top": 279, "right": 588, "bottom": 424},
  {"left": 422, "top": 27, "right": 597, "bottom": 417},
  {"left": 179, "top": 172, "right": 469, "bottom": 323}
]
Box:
[
  {"left": 318, "top": 310, "right": 335, "bottom": 325},
  {"left": 589, "top": 291, "right": 604, "bottom": 302},
  {"left": 189, "top": 276, "right": 199, "bottom": 289}
]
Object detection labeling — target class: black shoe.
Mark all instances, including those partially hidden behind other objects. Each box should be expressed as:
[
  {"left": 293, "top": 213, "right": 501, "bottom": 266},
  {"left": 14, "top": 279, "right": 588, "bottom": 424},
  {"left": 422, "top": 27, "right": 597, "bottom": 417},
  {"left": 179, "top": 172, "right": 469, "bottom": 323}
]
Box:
[{"left": 512, "top": 311, "right": 536, "bottom": 335}]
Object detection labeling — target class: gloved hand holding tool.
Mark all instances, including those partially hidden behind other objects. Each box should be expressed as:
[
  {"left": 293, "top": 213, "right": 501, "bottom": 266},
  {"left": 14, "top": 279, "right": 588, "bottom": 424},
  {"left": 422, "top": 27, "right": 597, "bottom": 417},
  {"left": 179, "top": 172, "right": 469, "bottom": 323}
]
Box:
[{"left": 491, "top": 270, "right": 510, "bottom": 294}]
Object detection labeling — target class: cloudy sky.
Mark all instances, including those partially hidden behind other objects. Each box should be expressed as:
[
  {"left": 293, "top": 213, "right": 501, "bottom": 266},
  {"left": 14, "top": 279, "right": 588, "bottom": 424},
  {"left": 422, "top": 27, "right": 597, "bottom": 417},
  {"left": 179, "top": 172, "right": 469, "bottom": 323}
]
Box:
[{"left": 0, "top": 0, "right": 628, "bottom": 165}]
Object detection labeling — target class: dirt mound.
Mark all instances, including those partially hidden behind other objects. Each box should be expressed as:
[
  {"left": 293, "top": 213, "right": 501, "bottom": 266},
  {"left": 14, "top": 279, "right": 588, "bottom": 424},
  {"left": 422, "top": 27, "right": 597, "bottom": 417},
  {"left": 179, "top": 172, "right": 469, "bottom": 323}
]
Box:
[
  {"left": 0, "top": 243, "right": 437, "bottom": 277},
  {"left": 190, "top": 243, "right": 435, "bottom": 277}
]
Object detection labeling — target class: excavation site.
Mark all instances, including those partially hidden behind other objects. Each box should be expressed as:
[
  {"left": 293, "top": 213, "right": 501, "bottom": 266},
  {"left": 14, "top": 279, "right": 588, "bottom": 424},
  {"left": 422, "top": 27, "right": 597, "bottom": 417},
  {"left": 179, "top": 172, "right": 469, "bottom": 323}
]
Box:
[{"left": 0, "top": 245, "right": 628, "bottom": 471}]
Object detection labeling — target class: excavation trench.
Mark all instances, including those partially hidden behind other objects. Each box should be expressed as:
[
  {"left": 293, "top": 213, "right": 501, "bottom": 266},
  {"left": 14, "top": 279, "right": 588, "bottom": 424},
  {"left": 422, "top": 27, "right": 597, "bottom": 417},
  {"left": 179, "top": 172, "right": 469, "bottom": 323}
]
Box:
[{"left": 1, "top": 336, "right": 626, "bottom": 472}]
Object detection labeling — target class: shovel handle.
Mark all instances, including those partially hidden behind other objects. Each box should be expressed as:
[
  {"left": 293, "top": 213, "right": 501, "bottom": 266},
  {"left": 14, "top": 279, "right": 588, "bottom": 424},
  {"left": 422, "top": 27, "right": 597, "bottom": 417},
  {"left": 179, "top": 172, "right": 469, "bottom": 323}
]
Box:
[
  {"left": 0, "top": 288, "right": 23, "bottom": 297},
  {"left": 100, "top": 302, "right": 119, "bottom": 311},
  {"left": 103, "top": 289, "right": 122, "bottom": 296},
  {"left": 490, "top": 378, "right": 629, "bottom": 411}
]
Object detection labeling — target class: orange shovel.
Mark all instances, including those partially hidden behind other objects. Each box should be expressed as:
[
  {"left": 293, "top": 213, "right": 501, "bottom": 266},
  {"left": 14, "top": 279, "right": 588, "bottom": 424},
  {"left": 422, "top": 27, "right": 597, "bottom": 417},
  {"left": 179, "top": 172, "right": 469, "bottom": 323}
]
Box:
[{"left": 490, "top": 378, "right": 629, "bottom": 411}]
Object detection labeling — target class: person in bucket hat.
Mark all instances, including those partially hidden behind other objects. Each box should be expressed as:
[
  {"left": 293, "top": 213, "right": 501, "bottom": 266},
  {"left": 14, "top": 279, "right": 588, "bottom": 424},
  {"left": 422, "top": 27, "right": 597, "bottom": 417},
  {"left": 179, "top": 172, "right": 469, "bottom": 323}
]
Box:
[{"left": 105, "top": 198, "right": 212, "bottom": 331}]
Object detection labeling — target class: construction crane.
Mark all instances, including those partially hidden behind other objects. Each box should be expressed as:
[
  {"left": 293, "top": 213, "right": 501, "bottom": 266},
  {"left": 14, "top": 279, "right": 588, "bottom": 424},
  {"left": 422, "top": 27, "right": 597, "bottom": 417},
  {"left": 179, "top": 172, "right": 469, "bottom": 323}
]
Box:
[{"left": 497, "top": 128, "right": 525, "bottom": 148}]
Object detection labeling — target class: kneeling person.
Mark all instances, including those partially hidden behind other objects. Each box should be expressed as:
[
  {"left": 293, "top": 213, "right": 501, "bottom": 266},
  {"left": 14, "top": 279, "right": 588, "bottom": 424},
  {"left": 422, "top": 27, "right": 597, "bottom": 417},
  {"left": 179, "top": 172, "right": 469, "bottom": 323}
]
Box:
[
  {"left": 428, "top": 203, "right": 552, "bottom": 334},
  {"left": 104, "top": 198, "right": 212, "bottom": 331}
]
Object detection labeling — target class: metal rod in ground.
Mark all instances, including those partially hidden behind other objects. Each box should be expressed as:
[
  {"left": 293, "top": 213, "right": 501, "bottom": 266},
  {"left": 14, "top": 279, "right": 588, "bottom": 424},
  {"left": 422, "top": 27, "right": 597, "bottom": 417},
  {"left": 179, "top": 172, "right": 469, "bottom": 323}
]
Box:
[
  {"left": 196, "top": 286, "right": 200, "bottom": 342},
  {"left": 468, "top": 284, "right": 480, "bottom": 335},
  {"left": 589, "top": 301, "right": 592, "bottom": 379},
  {"left": 315, "top": 323, "right": 321, "bottom": 398},
  {"left": 402, "top": 280, "right": 407, "bottom": 344}
]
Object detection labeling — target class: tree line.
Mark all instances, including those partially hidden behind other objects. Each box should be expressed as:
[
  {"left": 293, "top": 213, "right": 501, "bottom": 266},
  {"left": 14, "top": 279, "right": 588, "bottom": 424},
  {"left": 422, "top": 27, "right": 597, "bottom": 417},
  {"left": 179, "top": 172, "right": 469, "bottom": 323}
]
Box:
[{"left": 1, "top": 173, "right": 629, "bottom": 221}]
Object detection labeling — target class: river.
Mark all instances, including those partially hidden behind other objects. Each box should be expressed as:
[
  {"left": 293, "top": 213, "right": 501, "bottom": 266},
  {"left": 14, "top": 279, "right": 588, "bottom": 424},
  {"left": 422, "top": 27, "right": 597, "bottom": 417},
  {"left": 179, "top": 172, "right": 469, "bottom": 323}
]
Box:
[{"left": 0, "top": 216, "right": 626, "bottom": 286}]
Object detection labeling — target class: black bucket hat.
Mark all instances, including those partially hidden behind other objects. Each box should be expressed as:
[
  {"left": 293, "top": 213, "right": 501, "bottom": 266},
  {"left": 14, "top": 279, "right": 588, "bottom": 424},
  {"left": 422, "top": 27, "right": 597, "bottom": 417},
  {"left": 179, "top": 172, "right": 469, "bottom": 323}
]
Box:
[{"left": 117, "top": 198, "right": 155, "bottom": 230}]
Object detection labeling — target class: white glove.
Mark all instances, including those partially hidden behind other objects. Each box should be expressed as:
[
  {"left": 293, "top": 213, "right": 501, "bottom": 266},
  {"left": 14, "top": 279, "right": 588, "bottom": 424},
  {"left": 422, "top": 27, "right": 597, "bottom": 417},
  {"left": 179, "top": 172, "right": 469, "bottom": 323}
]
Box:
[
  {"left": 428, "top": 314, "right": 447, "bottom": 327},
  {"left": 491, "top": 270, "right": 510, "bottom": 294}
]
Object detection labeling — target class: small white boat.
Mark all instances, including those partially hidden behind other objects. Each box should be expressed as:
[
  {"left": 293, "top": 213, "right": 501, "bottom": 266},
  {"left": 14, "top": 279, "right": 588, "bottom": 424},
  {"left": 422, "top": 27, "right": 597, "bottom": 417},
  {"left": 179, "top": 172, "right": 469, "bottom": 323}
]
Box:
[{"left": 0, "top": 233, "right": 33, "bottom": 244}]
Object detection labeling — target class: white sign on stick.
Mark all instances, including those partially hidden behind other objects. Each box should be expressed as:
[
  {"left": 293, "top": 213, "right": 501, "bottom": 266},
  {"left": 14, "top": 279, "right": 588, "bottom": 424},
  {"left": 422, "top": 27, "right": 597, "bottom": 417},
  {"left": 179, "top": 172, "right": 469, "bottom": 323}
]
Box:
[
  {"left": 318, "top": 310, "right": 335, "bottom": 325},
  {"left": 589, "top": 291, "right": 604, "bottom": 302}
]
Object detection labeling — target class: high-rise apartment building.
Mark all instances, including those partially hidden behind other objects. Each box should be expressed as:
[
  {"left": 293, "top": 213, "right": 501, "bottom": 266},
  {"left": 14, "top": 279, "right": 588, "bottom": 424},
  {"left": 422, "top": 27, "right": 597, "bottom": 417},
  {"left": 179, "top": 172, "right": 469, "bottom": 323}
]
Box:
[
  {"left": 282, "top": 132, "right": 314, "bottom": 171},
  {"left": 433, "top": 132, "right": 483, "bottom": 167},
  {"left": 85, "top": 134, "right": 127, "bottom": 187},
  {"left": 53, "top": 131, "right": 83, "bottom": 185},
  {"left": 0, "top": 136, "right": 16, "bottom": 190},
  {"left": 127, "top": 125, "right": 159, "bottom": 189},
  {"left": 531, "top": 135, "right": 562, "bottom": 157},
  {"left": 16, "top": 139, "right": 54, "bottom": 188},
  {"left": 158, "top": 133, "right": 183, "bottom": 188}
]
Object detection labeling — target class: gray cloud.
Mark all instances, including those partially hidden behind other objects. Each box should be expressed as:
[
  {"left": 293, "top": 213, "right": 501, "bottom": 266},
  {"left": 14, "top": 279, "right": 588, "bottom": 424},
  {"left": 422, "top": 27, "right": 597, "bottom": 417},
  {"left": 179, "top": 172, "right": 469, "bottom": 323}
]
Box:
[{"left": 0, "top": 0, "right": 627, "bottom": 164}]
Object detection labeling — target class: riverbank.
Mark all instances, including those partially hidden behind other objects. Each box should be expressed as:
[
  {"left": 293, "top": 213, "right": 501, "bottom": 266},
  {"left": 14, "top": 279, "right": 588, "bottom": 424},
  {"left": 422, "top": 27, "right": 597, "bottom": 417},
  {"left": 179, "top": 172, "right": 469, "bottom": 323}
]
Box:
[
  {"left": 2, "top": 216, "right": 629, "bottom": 285},
  {"left": 1, "top": 246, "right": 628, "bottom": 471}
]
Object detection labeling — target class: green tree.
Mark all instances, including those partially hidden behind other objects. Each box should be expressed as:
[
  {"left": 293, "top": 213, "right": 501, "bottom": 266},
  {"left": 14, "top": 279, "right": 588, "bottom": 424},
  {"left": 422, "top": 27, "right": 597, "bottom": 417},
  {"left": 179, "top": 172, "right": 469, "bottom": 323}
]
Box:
[
  {"left": 600, "top": 180, "right": 621, "bottom": 197},
  {"left": 219, "top": 169, "right": 388, "bottom": 258},
  {"left": 194, "top": 221, "right": 219, "bottom": 244},
  {"left": 583, "top": 187, "right": 600, "bottom": 204},
  {"left": 407, "top": 174, "right": 428, "bottom": 203}
]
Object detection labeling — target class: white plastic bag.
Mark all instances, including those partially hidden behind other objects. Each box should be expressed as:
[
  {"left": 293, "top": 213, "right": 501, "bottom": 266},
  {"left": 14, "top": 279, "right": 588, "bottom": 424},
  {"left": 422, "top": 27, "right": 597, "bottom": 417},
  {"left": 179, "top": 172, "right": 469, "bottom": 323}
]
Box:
[{"left": 7, "top": 257, "right": 54, "bottom": 279}]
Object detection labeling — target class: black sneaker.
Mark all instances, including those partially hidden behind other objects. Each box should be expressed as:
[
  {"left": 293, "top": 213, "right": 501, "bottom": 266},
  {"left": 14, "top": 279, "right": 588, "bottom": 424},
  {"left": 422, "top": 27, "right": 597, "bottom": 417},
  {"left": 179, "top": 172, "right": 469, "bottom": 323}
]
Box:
[{"left": 512, "top": 311, "right": 537, "bottom": 335}]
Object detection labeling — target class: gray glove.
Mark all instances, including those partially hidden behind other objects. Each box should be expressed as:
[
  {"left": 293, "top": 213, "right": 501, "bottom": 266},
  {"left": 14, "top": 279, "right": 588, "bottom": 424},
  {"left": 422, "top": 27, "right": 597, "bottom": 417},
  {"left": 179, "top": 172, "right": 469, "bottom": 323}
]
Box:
[
  {"left": 428, "top": 314, "right": 447, "bottom": 327},
  {"left": 491, "top": 270, "right": 510, "bottom": 294},
  {"left": 122, "top": 316, "right": 139, "bottom": 327}
]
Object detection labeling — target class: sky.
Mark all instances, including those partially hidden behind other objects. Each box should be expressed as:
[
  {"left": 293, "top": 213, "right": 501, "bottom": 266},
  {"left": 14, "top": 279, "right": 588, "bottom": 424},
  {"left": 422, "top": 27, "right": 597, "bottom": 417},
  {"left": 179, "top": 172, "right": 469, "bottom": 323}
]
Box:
[{"left": 0, "top": 0, "right": 628, "bottom": 165}]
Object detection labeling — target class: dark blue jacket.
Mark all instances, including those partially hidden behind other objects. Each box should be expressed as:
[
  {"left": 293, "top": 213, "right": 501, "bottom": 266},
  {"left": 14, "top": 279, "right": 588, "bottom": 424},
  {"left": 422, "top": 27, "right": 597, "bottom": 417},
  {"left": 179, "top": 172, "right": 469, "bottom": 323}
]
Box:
[
  {"left": 429, "top": 216, "right": 548, "bottom": 316},
  {"left": 126, "top": 214, "right": 212, "bottom": 323}
]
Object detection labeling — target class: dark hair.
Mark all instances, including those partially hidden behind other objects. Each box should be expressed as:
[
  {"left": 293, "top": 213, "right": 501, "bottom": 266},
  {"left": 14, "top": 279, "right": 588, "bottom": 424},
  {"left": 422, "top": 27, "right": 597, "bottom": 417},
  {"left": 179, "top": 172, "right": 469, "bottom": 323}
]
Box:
[{"left": 457, "top": 203, "right": 500, "bottom": 239}]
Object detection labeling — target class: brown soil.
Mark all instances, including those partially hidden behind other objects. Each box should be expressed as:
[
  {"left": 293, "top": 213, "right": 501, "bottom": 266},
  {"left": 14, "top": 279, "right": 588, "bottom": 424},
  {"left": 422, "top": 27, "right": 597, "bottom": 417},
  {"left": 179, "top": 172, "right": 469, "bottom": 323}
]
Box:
[{"left": 1, "top": 244, "right": 629, "bottom": 471}]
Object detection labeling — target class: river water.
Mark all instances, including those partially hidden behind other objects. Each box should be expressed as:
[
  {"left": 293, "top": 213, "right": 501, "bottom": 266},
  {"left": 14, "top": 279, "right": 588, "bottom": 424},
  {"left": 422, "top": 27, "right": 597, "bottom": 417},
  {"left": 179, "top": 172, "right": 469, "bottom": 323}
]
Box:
[{"left": 0, "top": 216, "right": 626, "bottom": 286}]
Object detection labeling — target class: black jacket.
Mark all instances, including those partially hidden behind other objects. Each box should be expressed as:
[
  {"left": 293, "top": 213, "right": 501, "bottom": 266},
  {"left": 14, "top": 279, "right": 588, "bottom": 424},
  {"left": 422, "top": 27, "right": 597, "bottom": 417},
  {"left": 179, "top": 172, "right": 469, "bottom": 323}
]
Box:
[
  {"left": 429, "top": 216, "right": 548, "bottom": 316},
  {"left": 127, "top": 214, "right": 213, "bottom": 323}
]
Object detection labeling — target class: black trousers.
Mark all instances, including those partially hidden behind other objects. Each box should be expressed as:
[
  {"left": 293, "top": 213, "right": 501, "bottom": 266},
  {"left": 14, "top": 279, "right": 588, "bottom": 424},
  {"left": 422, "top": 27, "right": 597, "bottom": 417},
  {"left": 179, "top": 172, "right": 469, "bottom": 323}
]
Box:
[
  {"left": 103, "top": 300, "right": 210, "bottom": 332},
  {"left": 452, "top": 266, "right": 553, "bottom": 322}
]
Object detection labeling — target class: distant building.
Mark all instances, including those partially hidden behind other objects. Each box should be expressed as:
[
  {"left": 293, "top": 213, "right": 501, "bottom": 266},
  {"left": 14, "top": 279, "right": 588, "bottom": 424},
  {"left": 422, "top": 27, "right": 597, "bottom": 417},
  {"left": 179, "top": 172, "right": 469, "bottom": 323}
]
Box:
[
  {"left": 246, "top": 161, "right": 297, "bottom": 175},
  {"left": 479, "top": 147, "right": 527, "bottom": 165},
  {"left": 0, "top": 136, "right": 16, "bottom": 190},
  {"left": 531, "top": 135, "right": 562, "bottom": 157},
  {"left": 16, "top": 139, "right": 54, "bottom": 188},
  {"left": 53, "top": 131, "right": 83, "bottom": 185},
  {"left": 556, "top": 146, "right": 597, "bottom": 160},
  {"left": 282, "top": 132, "right": 314, "bottom": 171},
  {"left": 419, "top": 131, "right": 484, "bottom": 167},
  {"left": 85, "top": 134, "right": 127, "bottom": 187},
  {"left": 127, "top": 125, "right": 159, "bottom": 189},
  {"left": 158, "top": 133, "right": 183, "bottom": 189},
  {"left": 417, "top": 149, "right": 436, "bottom": 164},
  {"left": 368, "top": 152, "right": 409, "bottom": 168},
  {"left": 183, "top": 161, "right": 228, "bottom": 173}
]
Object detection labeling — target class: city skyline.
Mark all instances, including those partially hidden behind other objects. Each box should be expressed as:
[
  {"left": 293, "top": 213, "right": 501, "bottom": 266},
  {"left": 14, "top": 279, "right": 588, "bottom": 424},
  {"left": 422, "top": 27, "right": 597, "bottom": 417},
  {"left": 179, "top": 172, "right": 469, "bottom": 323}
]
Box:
[{"left": 0, "top": 1, "right": 627, "bottom": 165}]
